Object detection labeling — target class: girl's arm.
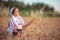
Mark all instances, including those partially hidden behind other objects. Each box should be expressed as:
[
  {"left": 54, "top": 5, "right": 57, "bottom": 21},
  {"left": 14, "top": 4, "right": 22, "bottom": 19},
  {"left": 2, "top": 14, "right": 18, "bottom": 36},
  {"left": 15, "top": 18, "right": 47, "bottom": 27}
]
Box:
[{"left": 22, "top": 18, "right": 35, "bottom": 29}]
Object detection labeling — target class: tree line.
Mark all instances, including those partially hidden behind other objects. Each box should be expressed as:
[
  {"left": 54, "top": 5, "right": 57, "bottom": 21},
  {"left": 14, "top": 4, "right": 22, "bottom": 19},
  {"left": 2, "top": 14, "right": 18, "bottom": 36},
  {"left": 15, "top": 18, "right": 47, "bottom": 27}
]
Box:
[{"left": 0, "top": 0, "right": 54, "bottom": 12}]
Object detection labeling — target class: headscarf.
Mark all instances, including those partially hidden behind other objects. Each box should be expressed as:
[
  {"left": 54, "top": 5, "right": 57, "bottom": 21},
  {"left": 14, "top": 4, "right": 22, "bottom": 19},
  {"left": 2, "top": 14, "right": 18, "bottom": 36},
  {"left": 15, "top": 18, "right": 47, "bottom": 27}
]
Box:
[{"left": 10, "top": 7, "right": 15, "bottom": 17}]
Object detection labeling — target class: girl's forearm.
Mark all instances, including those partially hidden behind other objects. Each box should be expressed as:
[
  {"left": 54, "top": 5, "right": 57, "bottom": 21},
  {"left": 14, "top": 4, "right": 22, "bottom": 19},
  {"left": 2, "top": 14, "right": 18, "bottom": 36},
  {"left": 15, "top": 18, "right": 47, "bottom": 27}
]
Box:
[{"left": 22, "top": 19, "right": 35, "bottom": 29}]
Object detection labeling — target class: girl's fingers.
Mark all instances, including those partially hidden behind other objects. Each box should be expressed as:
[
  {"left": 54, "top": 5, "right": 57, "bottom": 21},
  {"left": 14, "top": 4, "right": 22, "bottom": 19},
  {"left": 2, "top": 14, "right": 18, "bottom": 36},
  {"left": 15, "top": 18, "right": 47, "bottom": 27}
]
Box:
[{"left": 13, "top": 29, "right": 18, "bottom": 32}]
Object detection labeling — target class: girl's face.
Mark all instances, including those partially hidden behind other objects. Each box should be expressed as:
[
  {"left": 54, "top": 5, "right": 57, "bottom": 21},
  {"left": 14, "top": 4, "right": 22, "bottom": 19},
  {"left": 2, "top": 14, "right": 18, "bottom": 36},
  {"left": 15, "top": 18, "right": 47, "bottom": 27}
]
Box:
[{"left": 13, "top": 8, "right": 19, "bottom": 17}]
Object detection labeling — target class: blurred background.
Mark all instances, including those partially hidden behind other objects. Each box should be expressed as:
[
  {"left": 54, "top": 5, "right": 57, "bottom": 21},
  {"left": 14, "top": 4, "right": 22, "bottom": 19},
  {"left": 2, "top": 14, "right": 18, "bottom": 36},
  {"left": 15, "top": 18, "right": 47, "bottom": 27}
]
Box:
[{"left": 0, "top": 0, "right": 60, "bottom": 17}]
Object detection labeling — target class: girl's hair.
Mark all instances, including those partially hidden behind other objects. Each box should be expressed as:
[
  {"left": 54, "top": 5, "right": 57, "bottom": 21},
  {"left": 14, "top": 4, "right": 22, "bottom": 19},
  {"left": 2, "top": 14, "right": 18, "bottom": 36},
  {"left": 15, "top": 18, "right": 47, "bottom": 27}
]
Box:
[{"left": 12, "top": 7, "right": 18, "bottom": 15}]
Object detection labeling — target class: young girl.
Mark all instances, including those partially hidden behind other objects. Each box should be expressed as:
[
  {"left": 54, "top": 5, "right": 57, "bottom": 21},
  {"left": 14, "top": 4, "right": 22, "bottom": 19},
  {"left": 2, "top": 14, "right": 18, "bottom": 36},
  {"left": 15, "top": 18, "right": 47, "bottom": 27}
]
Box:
[{"left": 7, "top": 7, "right": 34, "bottom": 37}]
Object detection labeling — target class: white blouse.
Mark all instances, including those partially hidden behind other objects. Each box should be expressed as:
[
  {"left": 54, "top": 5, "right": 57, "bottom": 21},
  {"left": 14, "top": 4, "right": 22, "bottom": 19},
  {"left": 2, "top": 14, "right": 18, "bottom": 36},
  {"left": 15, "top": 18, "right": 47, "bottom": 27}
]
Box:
[{"left": 7, "top": 15, "right": 25, "bottom": 32}]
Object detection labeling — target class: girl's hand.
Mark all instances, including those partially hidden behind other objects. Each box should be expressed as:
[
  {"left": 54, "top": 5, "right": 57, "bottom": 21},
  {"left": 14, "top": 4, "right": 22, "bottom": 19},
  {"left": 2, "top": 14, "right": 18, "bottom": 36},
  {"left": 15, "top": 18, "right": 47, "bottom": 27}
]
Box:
[
  {"left": 13, "top": 29, "right": 18, "bottom": 33},
  {"left": 23, "top": 18, "right": 35, "bottom": 29},
  {"left": 13, "top": 29, "right": 18, "bottom": 37}
]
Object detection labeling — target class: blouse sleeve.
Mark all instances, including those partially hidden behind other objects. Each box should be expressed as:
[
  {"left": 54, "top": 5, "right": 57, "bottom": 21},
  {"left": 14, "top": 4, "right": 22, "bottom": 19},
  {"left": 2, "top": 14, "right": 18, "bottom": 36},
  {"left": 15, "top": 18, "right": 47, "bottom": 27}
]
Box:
[
  {"left": 8, "top": 19, "right": 14, "bottom": 30},
  {"left": 18, "top": 16, "right": 26, "bottom": 26},
  {"left": 12, "top": 16, "right": 23, "bottom": 29}
]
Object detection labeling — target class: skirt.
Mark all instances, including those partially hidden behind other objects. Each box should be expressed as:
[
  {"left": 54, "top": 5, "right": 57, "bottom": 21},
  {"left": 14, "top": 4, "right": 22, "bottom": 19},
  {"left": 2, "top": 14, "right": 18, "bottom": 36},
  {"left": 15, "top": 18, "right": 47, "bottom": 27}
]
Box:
[{"left": 13, "top": 29, "right": 22, "bottom": 37}]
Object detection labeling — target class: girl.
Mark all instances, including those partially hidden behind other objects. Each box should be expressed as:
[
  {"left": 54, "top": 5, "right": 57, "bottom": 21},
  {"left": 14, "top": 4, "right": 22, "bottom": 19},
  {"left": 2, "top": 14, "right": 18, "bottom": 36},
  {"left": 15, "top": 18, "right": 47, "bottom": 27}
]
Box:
[{"left": 7, "top": 7, "right": 34, "bottom": 37}]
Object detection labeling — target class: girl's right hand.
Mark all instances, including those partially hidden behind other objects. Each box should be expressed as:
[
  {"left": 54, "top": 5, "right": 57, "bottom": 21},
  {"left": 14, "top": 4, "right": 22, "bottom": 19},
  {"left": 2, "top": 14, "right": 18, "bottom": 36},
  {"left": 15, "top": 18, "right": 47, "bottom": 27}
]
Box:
[{"left": 13, "top": 29, "right": 18, "bottom": 33}]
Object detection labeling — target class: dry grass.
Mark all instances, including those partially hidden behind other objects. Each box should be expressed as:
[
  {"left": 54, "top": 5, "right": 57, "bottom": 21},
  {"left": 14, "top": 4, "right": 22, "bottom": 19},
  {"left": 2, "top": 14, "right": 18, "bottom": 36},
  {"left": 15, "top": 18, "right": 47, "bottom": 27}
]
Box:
[
  {"left": 0, "top": 7, "right": 60, "bottom": 40},
  {"left": 0, "top": 17, "right": 60, "bottom": 40}
]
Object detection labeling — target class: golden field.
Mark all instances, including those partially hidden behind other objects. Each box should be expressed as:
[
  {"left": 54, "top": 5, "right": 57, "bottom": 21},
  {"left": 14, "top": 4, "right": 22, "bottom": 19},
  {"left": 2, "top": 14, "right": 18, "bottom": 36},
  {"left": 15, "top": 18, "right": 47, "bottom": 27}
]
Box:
[{"left": 0, "top": 16, "right": 60, "bottom": 40}]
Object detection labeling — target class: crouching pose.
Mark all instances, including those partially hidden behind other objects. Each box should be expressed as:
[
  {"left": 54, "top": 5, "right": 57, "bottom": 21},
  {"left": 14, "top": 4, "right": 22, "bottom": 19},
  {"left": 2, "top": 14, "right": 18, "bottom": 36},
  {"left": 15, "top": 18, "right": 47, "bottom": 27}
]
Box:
[{"left": 7, "top": 7, "right": 34, "bottom": 37}]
